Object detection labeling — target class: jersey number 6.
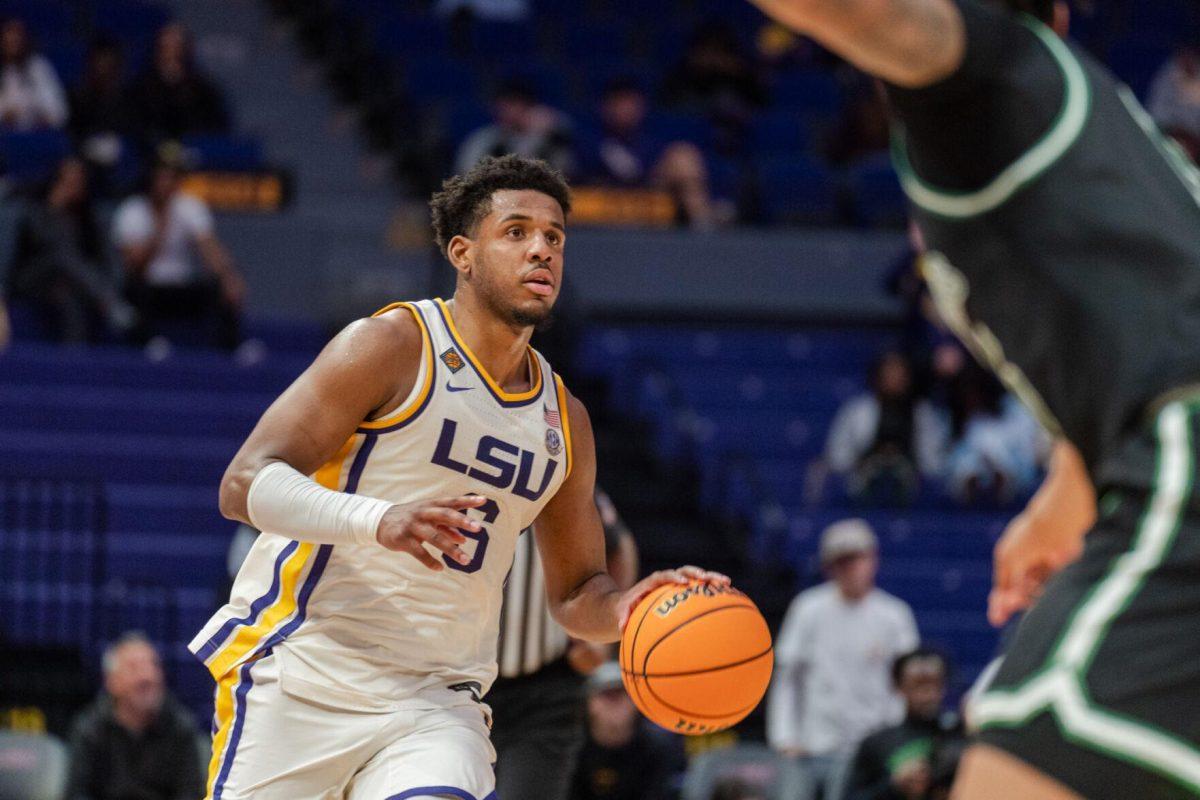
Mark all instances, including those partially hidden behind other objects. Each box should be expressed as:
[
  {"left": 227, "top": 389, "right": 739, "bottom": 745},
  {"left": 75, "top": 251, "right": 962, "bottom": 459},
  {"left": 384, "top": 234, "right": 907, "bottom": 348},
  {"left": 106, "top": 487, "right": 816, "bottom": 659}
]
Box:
[{"left": 444, "top": 498, "right": 499, "bottom": 574}]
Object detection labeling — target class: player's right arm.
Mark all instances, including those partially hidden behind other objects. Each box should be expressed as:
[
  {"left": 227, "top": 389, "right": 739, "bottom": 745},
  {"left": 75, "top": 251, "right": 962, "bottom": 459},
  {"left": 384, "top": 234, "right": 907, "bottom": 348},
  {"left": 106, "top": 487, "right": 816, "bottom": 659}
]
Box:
[
  {"left": 988, "top": 440, "right": 1096, "bottom": 626},
  {"left": 746, "top": 0, "right": 966, "bottom": 88},
  {"left": 218, "top": 309, "right": 483, "bottom": 570}
]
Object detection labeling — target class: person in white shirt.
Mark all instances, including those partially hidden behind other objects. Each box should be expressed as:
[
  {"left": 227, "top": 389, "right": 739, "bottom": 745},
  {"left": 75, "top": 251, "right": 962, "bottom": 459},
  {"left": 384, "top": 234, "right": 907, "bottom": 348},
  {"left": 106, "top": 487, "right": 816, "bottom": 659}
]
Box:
[
  {"left": 0, "top": 17, "right": 67, "bottom": 131},
  {"left": 768, "top": 519, "right": 919, "bottom": 799},
  {"left": 113, "top": 152, "right": 246, "bottom": 351}
]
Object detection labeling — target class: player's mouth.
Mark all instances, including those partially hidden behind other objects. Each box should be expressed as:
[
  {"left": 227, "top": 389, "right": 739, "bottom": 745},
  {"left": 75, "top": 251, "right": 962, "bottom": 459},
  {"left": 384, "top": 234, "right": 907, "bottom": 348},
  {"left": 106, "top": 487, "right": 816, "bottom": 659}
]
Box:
[{"left": 522, "top": 270, "right": 555, "bottom": 297}]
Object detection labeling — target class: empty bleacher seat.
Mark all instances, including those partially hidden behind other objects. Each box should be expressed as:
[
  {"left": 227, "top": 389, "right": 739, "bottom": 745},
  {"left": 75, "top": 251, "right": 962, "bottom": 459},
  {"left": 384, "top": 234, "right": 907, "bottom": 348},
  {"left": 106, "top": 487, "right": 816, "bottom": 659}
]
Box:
[
  {"left": 756, "top": 154, "right": 839, "bottom": 225},
  {"left": 181, "top": 134, "right": 265, "bottom": 172}
]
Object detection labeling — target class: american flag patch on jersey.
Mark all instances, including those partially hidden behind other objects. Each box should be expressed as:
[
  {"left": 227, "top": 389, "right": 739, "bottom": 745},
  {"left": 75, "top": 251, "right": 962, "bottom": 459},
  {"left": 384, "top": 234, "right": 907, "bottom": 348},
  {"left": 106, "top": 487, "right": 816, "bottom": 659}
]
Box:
[{"left": 543, "top": 404, "right": 561, "bottom": 428}]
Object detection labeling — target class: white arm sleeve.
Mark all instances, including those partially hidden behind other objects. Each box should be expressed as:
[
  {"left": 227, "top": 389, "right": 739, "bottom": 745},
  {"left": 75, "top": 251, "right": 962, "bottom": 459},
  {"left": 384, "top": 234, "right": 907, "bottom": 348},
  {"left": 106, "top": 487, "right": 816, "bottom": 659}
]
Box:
[{"left": 246, "top": 461, "right": 394, "bottom": 546}]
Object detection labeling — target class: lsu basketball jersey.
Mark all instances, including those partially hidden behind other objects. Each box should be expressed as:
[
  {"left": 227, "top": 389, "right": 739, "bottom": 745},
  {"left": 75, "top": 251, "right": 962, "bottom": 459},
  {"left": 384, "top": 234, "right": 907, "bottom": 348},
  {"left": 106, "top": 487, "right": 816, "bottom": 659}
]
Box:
[{"left": 188, "top": 298, "right": 573, "bottom": 712}]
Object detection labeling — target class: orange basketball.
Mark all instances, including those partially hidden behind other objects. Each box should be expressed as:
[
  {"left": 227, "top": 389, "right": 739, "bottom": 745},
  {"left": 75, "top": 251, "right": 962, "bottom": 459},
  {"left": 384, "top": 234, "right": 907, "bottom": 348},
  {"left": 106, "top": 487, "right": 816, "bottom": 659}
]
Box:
[{"left": 619, "top": 580, "right": 773, "bottom": 735}]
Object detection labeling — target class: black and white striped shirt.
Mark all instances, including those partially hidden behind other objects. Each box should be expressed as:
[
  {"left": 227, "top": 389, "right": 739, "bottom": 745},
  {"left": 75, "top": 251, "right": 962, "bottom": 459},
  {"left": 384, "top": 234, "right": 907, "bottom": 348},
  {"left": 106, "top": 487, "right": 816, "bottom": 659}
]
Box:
[{"left": 496, "top": 491, "right": 626, "bottom": 679}]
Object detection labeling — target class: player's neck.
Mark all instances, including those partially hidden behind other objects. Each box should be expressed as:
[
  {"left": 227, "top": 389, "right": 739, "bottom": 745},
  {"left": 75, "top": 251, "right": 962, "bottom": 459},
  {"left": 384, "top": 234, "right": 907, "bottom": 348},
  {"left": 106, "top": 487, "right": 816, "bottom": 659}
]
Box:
[{"left": 444, "top": 296, "right": 535, "bottom": 392}]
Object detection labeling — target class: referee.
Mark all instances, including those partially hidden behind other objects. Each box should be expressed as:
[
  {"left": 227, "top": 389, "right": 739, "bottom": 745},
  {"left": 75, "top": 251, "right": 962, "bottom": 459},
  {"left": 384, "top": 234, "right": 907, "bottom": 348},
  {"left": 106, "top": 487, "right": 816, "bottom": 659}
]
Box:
[{"left": 490, "top": 488, "right": 639, "bottom": 800}]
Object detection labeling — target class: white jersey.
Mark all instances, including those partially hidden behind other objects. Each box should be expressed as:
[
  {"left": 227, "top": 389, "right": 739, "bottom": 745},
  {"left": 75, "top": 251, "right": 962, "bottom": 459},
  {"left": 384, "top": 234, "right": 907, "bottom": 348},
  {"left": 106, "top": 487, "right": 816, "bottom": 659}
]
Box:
[{"left": 189, "top": 298, "right": 573, "bottom": 713}]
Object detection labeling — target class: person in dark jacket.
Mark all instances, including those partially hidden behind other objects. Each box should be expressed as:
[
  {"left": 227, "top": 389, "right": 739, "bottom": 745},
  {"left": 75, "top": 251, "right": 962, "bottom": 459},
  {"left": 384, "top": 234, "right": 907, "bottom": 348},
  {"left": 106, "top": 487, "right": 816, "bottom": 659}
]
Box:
[
  {"left": 66, "top": 632, "right": 203, "bottom": 800},
  {"left": 844, "top": 649, "right": 965, "bottom": 800}
]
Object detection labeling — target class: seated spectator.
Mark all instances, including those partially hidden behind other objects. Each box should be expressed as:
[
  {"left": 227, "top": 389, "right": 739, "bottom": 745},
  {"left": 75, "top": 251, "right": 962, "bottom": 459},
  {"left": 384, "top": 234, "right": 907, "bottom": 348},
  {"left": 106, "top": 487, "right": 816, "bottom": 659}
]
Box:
[
  {"left": 134, "top": 22, "right": 230, "bottom": 143},
  {"left": 825, "top": 351, "right": 948, "bottom": 504},
  {"left": 579, "top": 79, "right": 721, "bottom": 229},
  {"left": 944, "top": 366, "right": 1048, "bottom": 504},
  {"left": 844, "top": 649, "right": 966, "bottom": 800},
  {"left": 7, "top": 156, "right": 135, "bottom": 343},
  {"left": 455, "top": 80, "right": 574, "bottom": 176},
  {"left": 826, "top": 78, "right": 890, "bottom": 166},
  {"left": 769, "top": 519, "right": 919, "bottom": 800},
  {"left": 70, "top": 38, "right": 141, "bottom": 191},
  {"left": 66, "top": 632, "right": 204, "bottom": 800},
  {"left": 570, "top": 662, "right": 677, "bottom": 800},
  {"left": 0, "top": 17, "right": 68, "bottom": 131},
  {"left": 662, "top": 22, "right": 767, "bottom": 137},
  {"left": 114, "top": 150, "right": 246, "bottom": 352},
  {"left": 1148, "top": 40, "right": 1200, "bottom": 163}
]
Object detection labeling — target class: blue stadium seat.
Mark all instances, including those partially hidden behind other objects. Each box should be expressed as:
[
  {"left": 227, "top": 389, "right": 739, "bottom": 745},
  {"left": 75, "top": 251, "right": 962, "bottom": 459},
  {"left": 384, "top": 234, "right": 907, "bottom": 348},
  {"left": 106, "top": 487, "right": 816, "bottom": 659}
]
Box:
[
  {"left": 846, "top": 152, "right": 908, "bottom": 228},
  {"left": 181, "top": 134, "right": 265, "bottom": 172},
  {"left": 755, "top": 154, "right": 839, "bottom": 225},
  {"left": 772, "top": 69, "right": 845, "bottom": 117},
  {"left": 750, "top": 108, "right": 812, "bottom": 157},
  {"left": 0, "top": 129, "right": 71, "bottom": 186}
]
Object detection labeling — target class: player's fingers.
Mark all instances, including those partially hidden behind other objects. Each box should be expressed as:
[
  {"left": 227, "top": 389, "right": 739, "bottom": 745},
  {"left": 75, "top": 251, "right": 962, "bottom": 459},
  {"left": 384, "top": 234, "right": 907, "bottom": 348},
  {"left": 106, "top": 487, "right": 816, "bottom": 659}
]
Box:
[
  {"left": 429, "top": 494, "right": 489, "bottom": 510},
  {"left": 415, "top": 524, "right": 471, "bottom": 566},
  {"left": 678, "top": 565, "right": 731, "bottom": 586},
  {"left": 418, "top": 507, "right": 479, "bottom": 534},
  {"left": 404, "top": 539, "right": 444, "bottom": 571}
]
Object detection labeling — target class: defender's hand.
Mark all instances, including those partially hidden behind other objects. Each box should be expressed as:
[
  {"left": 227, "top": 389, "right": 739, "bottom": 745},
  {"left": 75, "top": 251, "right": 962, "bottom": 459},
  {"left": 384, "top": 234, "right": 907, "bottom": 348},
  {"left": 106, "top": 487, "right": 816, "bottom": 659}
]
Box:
[
  {"left": 375, "top": 495, "right": 488, "bottom": 570},
  {"left": 616, "top": 566, "right": 731, "bottom": 632},
  {"left": 988, "top": 511, "right": 1084, "bottom": 627}
]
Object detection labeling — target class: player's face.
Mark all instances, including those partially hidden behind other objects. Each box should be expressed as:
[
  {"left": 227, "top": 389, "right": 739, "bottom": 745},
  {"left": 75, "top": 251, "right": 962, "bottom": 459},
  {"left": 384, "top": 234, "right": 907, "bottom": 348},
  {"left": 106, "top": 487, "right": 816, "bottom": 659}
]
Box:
[{"left": 469, "top": 189, "right": 565, "bottom": 328}]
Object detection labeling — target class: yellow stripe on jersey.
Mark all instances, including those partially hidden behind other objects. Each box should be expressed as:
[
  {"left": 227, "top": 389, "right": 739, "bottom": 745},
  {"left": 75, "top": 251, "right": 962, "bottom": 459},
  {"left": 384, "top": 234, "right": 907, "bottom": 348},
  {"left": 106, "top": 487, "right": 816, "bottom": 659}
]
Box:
[
  {"left": 205, "top": 666, "right": 241, "bottom": 799},
  {"left": 360, "top": 302, "right": 435, "bottom": 430},
  {"left": 203, "top": 438, "right": 356, "bottom": 679},
  {"left": 555, "top": 374, "right": 574, "bottom": 479},
  {"left": 435, "top": 298, "right": 543, "bottom": 402}
]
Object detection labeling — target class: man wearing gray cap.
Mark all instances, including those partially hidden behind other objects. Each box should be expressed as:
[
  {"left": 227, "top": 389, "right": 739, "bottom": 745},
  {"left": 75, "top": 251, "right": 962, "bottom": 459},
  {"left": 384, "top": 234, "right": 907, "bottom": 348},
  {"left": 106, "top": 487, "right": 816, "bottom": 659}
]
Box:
[{"left": 767, "top": 519, "right": 919, "bottom": 799}]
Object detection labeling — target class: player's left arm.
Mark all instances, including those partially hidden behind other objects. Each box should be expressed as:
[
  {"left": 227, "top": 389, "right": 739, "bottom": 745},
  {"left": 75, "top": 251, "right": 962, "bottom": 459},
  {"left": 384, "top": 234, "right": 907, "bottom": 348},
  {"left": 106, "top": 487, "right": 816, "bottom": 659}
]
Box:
[{"left": 533, "top": 389, "right": 729, "bottom": 643}]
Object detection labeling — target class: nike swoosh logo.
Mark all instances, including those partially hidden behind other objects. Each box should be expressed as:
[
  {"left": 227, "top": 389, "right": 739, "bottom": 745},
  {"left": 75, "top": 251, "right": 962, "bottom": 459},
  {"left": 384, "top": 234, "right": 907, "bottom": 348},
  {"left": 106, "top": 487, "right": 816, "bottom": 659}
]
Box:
[{"left": 446, "top": 382, "right": 473, "bottom": 393}]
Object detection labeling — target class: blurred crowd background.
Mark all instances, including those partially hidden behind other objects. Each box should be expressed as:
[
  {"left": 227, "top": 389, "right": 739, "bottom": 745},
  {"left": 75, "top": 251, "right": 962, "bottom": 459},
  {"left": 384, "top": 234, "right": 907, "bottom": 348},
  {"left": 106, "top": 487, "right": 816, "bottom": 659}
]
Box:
[{"left": 0, "top": 0, "right": 1197, "bottom": 798}]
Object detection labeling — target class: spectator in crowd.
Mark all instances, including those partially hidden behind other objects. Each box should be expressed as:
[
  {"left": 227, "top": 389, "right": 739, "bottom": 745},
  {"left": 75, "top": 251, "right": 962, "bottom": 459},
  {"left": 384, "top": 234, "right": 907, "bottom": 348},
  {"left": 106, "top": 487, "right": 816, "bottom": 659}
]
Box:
[
  {"left": 1148, "top": 39, "right": 1200, "bottom": 163},
  {"left": 825, "top": 351, "right": 948, "bottom": 504},
  {"left": 454, "top": 79, "right": 574, "bottom": 176},
  {"left": 570, "top": 661, "right": 677, "bottom": 800},
  {"left": 134, "top": 22, "right": 230, "bottom": 143},
  {"left": 844, "top": 649, "right": 966, "bottom": 800},
  {"left": 0, "top": 17, "right": 68, "bottom": 131},
  {"left": 7, "top": 156, "right": 136, "bottom": 343},
  {"left": 662, "top": 22, "right": 768, "bottom": 121},
  {"left": 70, "top": 38, "right": 141, "bottom": 191},
  {"left": 114, "top": 150, "right": 246, "bottom": 352},
  {"left": 769, "top": 519, "right": 919, "bottom": 799},
  {"left": 579, "top": 78, "right": 721, "bottom": 228},
  {"left": 826, "top": 78, "right": 890, "bottom": 166},
  {"left": 943, "top": 365, "right": 1049, "bottom": 504},
  {"left": 66, "top": 632, "right": 204, "bottom": 800}
]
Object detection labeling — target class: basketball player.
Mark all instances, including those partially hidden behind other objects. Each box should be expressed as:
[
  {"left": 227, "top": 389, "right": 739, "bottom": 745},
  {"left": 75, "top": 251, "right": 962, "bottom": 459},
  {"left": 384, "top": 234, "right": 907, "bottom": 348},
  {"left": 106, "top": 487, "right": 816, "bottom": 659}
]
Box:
[
  {"left": 748, "top": 0, "right": 1200, "bottom": 798},
  {"left": 189, "top": 154, "right": 726, "bottom": 800}
]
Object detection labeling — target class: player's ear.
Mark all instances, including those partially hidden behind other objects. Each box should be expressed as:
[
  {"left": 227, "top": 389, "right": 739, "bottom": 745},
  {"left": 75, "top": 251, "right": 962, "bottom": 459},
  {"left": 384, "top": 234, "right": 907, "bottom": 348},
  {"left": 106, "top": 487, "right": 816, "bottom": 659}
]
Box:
[
  {"left": 1051, "top": 1, "right": 1069, "bottom": 37},
  {"left": 447, "top": 234, "right": 473, "bottom": 277}
]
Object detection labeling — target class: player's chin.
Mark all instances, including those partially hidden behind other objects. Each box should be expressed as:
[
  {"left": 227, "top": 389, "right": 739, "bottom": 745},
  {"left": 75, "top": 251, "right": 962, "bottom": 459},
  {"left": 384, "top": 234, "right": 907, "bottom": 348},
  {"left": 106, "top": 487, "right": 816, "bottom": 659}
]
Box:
[{"left": 508, "top": 296, "right": 555, "bottom": 327}]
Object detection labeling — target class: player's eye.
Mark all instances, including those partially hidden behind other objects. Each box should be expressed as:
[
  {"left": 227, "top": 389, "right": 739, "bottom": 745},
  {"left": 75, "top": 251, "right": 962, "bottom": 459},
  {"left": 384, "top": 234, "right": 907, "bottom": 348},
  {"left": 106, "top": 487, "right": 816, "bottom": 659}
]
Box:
[
  {"left": 507, "top": 227, "right": 523, "bottom": 238},
  {"left": 547, "top": 232, "right": 561, "bottom": 245}
]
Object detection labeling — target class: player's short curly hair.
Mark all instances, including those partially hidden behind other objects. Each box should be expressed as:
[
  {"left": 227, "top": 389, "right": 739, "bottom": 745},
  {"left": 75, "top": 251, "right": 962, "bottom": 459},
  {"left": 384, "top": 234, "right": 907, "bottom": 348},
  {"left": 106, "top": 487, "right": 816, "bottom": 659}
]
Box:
[{"left": 429, "top": 155, "right": 572, "bottom": 252}]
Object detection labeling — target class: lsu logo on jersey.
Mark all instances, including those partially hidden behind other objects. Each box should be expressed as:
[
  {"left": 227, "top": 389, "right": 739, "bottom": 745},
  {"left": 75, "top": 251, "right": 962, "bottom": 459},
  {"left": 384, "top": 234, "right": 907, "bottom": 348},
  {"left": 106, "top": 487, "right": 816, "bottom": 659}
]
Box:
[{"left": 432, "top": 419, "right": 558, "bottom": 501}]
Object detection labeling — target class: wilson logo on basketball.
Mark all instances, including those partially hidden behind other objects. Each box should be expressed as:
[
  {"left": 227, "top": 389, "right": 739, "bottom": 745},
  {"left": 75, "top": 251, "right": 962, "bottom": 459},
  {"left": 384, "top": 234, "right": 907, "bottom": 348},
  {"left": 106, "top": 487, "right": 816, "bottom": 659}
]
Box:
[{"left": 653, "top": 582, "right": 743, "bottom": 618}]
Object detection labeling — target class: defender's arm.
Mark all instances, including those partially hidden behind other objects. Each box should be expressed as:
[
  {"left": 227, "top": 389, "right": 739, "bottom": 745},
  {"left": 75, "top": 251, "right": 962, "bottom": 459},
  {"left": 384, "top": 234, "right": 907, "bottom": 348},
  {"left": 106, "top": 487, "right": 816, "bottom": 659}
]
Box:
[
  {"left": 747, "top": 0, "right": 966, "bottom": 88},
  {"left": 534, "top": 390, "right": 727, "bottom": 643},
  {"left": 988, "top": 440, "right": 1096, "bottom": 626}
]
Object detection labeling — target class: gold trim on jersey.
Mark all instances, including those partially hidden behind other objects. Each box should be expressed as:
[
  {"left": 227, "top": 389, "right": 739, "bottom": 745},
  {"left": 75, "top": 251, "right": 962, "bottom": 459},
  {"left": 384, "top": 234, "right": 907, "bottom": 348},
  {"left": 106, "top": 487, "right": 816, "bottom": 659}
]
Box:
[
  {"left": 555, "top": 374, "right": 574, "bottom": 479},
  {"left": 205, "top": 662, "right": 241, "bottom": 798},
  {"left": 434, "top": 298, "right": 543, "bottom": 402},
  {"left": 201, "top": 438, "right": 355, "bottom": 679},
  {"left": 359, "top": 302, "right": 436, "bottom": 431}
]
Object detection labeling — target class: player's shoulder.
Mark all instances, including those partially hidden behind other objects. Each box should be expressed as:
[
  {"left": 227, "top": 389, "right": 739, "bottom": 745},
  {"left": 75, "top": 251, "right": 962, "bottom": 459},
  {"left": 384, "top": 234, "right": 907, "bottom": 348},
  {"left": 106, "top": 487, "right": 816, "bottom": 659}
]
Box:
[{"left": 325, "top": 301, "right": 426, "bottom": 373}]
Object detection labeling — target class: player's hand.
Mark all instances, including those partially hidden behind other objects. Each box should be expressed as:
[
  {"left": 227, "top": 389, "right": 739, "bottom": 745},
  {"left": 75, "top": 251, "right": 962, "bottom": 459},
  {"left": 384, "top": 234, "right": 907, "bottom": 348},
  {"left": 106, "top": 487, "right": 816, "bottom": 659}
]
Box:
[
  {"left": 375, "top": 494, "right": 488, "bottom": 570},
  {"left": 988, "top": 511, "right": 1084, "bottom": 627},
  {"left": 616, "top": 566, "right": 731, "bottom": 632}
]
